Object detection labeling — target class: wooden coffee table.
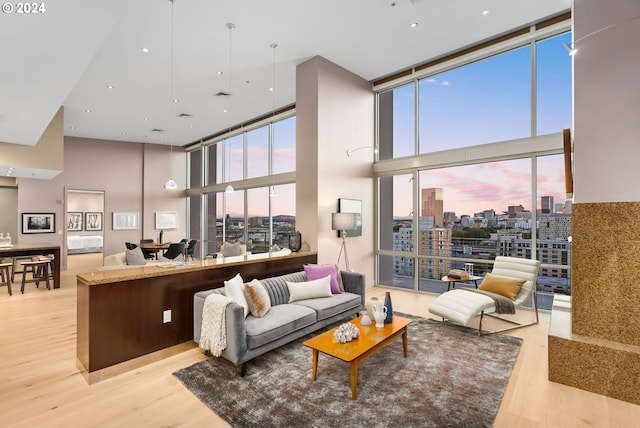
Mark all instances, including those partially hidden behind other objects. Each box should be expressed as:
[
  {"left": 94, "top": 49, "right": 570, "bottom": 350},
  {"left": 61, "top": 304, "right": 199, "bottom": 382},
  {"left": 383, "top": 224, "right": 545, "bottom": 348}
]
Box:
[{"left": 303, "top": 315, "right": 412, "bottom": 400}]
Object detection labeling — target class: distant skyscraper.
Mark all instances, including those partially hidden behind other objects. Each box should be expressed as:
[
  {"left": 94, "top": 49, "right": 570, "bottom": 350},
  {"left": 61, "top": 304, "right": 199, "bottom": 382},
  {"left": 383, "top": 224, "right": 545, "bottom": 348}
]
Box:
[
  {"left": 421, "top": 188, "right": 444, "bottom": 227},
  {"left": 541, "top": 196, "right": 554, "bottom": 214}
]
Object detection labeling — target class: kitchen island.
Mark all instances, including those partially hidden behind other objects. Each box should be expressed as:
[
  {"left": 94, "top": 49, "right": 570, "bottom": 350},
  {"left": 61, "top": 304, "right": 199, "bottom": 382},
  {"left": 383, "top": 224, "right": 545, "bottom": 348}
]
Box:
[{"left": 77, "top": 251, "right": 317, "bottom": 383}]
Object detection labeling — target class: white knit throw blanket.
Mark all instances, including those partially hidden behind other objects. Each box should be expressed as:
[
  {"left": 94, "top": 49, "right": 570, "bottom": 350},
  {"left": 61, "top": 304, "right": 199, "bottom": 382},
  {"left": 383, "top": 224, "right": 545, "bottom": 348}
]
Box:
[{"left": 199, "top": 293, "right": 233, "bottom": 357}]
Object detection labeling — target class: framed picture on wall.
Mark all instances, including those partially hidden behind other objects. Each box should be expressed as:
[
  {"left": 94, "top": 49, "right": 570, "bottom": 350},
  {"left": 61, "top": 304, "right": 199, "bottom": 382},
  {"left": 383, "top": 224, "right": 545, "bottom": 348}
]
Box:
[
  {"left": 22, "top": 213, "right": 55, "bottom": 234},
  {"left": 338, "top": 198, "right": 362, "bottom": 237},
  {"left": 155, "top": 211, "right": 177, "bottom": 229},
  {"left": 67, "top": 212, "right": 83, "bottom": 231},
  {"left": 85, "top": 212, "right": 103, "bottom": 231},
  {"left": 112, "top": 212, "right": 139, "bottom": 230}
]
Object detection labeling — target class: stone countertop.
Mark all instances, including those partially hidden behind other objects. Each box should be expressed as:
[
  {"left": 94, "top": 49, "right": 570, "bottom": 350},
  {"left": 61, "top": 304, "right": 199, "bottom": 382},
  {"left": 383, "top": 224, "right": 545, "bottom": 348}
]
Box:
[{"left": 77, "top": 251, "right": 316, "bottom": 285}]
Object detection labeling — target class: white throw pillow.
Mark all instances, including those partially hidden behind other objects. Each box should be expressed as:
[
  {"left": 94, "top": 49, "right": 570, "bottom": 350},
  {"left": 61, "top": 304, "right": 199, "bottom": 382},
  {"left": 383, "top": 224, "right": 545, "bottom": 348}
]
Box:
[
  {"left": 222, "top": 242, "right": 242, "bottom": 257},
  {"left": 224, "top": 273, "right": 249, "bottom": 317},
  {"left": 287, "top": 275, "right": 332, "bottom": 303},
  {"left": 125, "top": 247, "right": 146, "bottom": 265}
]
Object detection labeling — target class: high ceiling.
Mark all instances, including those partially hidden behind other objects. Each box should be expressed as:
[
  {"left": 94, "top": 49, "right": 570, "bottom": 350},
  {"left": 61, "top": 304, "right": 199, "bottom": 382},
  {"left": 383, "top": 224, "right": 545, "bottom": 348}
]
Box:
[{"left": 0, "top": 0, "right": 570, "bottom": 149}]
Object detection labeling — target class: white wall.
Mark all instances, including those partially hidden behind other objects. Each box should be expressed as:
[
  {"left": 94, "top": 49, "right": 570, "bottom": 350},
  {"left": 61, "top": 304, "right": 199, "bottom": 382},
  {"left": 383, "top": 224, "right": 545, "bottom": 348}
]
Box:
[
  {"left": 296, "top": 56, "right": 375, "bottom": 283},
  {"left": 573, "top": 0, "right": 640, "bottom": 204},
  {"left": 17, "top": 137, "right": 187, "bottom": 268}
]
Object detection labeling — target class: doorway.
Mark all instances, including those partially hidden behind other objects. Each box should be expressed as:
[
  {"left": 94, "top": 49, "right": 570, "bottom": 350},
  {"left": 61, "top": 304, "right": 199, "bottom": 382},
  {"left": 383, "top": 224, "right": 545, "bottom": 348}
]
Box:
[{"left": 65, "top": 189, "right": 105, "bottom": 264}]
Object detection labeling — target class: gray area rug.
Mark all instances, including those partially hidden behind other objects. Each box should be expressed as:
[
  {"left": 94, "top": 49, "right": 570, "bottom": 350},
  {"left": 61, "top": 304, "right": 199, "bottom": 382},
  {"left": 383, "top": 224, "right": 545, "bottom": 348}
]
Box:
[{"left": 174, "top": 315, "right": 523, "bottom": 428}]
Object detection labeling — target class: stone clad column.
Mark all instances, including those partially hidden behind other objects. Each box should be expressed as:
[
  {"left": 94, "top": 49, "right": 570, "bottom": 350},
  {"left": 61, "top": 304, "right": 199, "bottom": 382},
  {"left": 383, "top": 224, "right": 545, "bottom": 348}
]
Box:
[{"left": 548, "top": 0, "right": 640, "bottom": 405}]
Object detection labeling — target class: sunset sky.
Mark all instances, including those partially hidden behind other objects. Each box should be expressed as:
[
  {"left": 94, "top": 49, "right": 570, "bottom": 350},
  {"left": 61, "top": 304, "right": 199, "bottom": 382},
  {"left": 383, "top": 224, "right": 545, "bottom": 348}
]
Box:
[{"left": 224, "top": 32, "right": 572, "bottom": 221}]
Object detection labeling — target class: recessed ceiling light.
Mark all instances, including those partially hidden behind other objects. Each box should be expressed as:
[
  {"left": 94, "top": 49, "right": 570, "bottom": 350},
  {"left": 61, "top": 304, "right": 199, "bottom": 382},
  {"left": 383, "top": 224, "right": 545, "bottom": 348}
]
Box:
[
  {"left": 223, "top": 108, "right": 228, "bottom": 113},
  {"left": 172, "top": 98, "right": 179, "bottom": 103},
  {"left": 409, "top": 22, "right": 419, "bottom": 28},
  {"left": 85, "top": 109, "right": 92, "bottom": 113},
  {"left": 144, "top": 118, "right": 149, "bottom": 122},
  {"left": 481, "top": 9, "right": 490, "bottom": 15},
  {"left": 107, "top": 85, "right": 115, "bottom": 89},
  {"left": 217, "top": 71, "right": 223, "bottom": 75},
  {"left": 69, "top": 126, "right": 76, "bottom": 130},
  {"left": 269, "top": 87, "right": 274, "bottom": 92},
  {"left": 141, "top": 47, "right": 150, "bottom": 53}
]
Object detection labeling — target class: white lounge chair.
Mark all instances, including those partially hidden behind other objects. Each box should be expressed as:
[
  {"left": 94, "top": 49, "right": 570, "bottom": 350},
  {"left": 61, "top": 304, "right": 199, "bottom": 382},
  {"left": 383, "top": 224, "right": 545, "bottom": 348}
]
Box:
[{"left": 428, "top": 256, "right": 541, "bottom": 335}]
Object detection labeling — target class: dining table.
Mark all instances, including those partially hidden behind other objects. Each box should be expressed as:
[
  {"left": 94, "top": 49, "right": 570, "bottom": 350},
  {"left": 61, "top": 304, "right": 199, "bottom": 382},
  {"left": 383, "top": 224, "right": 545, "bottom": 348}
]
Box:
[
  {"left": 0, "top": 243, "right": 61, "bottom": 289},
  {"left": 138, "top": 242, "right": 171, "bottom": 260}
]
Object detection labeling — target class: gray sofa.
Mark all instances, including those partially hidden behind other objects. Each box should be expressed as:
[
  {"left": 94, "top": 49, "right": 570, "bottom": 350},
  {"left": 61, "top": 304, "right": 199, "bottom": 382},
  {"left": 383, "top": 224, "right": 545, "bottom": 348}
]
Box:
[{"left": 193, "top": 270, "right": 365, "bottom": 375}]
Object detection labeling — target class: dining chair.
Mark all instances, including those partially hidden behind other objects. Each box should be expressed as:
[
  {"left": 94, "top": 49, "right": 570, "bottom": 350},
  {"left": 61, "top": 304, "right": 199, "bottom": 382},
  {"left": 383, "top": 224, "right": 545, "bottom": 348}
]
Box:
[
  {"left": 186, "top": 239, "right": 198, "bottom": 261},
  {"left": 139, "top": 239, "right": 155, "bottom": 259},
  {"left": 162, "top": 242, "right": 185, "bottom": 260}
]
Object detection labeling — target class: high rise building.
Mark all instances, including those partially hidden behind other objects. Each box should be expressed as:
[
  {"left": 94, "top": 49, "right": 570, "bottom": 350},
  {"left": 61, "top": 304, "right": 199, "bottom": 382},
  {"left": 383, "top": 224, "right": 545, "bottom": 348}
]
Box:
[
  {"left": 541, "top": 196, "right": 554, "bottom": 214},
  {"left": 421, "top": 188, "right": 444, "bottom": 227},
  {"left": 538, "top": 214, "right": 572, "bottom": 239},
  {"left": 417, "top": 221, "right": 451, "bottom": 279}
]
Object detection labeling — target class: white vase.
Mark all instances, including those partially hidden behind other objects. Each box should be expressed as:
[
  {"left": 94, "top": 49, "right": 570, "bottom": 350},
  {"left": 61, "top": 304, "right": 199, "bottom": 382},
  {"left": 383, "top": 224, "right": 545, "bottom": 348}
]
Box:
[
  {"left": 366, "top": 297, "right": 383, "bottom": 321},
  {"left": 373, "top": 305, "right": 387, "bottom": 328},
  {"left": 360, "top": 310, "right": 372, "bottom": 326}
]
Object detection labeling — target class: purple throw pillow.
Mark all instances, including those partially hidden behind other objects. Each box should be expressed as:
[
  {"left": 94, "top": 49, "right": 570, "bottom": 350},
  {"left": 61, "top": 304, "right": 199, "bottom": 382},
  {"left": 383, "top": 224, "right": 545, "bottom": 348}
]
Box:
[{"left": 304, "top": 264, "right": 342, "bottom": 294}]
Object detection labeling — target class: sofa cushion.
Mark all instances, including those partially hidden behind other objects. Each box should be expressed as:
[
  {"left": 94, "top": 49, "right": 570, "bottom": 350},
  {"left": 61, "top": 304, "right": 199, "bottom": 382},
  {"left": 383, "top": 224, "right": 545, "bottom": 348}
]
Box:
[
  {"left": 260, "top": 271, "right": 307, "bottom": 306},
  {"left": 222, "top": 241, "right": 242, "bottom": 257},
  {"left": 224, "top": 273, "right": 249, "bottom": 317},
  {"left": 104, "top": 252, "right": 127, "bottom": 266},
  {"left": 291, "top": 292, "right": 362, "bottom": 321},
  {"left": 304, "top": 264, "right": 342, "bottom": 294},
  {"left": 125, "top": 247, "right": 146, "bottom": 265},
  {"left": 245, "top": 304, "right": 316, "bottom": 349},
  {"left": 287, "top": 276, "right": 332, "bottom": 302},
  {"left": 244, "top": 279, "right": 271, "bottom": 318}
]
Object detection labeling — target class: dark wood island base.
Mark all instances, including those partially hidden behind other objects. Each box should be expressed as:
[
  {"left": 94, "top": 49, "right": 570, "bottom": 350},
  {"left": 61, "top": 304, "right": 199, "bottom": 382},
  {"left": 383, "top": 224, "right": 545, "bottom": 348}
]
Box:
[{"left": 77, "top": 251, "right": 317, "bottom": 383}]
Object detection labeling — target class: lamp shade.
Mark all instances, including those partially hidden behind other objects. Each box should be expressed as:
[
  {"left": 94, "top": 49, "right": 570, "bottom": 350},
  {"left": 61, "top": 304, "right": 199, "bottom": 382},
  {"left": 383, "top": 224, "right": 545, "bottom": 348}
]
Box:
[
  {"left": 331, "top": 212, "right": 357, "bottom": 231},
  {"left": 164, "top": 179, "right": 178, "bottom": 190}
]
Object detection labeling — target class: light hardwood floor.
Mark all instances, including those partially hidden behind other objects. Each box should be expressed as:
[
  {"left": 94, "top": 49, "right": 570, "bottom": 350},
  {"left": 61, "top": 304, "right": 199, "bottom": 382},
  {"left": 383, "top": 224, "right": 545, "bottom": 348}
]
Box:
[{"left": 1, "top": 254, "right": 639, "bottom": 427}]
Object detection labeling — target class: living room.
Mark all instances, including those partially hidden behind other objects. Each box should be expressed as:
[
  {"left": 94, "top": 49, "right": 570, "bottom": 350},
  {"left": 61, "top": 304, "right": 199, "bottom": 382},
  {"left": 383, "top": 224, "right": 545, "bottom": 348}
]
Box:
[{"left": 2, "top": 0, "right": 640, "bottom": 426}]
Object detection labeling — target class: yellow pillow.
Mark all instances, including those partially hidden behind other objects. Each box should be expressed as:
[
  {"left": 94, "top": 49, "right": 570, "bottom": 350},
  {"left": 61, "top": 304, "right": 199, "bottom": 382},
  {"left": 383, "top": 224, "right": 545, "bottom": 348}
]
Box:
[{"left": 478, "top": 273, "right": 526, "bottom": 301}]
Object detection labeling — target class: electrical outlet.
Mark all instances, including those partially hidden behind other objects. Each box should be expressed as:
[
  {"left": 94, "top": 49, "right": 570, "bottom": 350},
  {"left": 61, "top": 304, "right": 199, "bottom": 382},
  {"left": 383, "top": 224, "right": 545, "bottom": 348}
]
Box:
[{"left": 163, "top": 310, "right": 171, "bottom": 323}]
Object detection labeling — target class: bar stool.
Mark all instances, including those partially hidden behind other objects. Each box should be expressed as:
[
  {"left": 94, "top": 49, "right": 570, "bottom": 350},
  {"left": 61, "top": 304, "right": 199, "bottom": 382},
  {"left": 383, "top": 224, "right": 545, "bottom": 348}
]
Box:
[
  {"left": 11, "top": 255, "right": 33, "bottom": 283},
  {"left": 37, "top": 255, "right": 55, "bottom": 280},
  {"left": 20, "top": 257, "right": 51, "bottom": 294},
  {"left": 0, "top": 261, "right": 12, "bottom": 296}
]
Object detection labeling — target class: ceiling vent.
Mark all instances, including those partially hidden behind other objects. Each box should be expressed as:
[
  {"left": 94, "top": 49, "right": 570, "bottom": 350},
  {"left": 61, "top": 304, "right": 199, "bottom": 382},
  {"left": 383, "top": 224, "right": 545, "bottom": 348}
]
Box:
[
  {"left": 151, "top": 128, "right": 164, "bottom": 132},
  {"left": 178, "top": 113, "right": 193, "bottom": 118},
  {"left": 214, "top": 91, "right": 231, "bottom": 97}
]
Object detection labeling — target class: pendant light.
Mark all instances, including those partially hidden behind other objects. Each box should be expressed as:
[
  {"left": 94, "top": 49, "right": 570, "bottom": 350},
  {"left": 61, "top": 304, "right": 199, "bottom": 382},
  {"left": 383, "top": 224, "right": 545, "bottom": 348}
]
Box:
[
  {"left": 222, "top": 23, "right": 235, "bottom": 194},
  {"left": 164, "top": 0, "right": 178, "bottom": 190},
  {"left": 268, "top": 43, "right": 278, "bottom": 198},
  {"left": 165, "top": 144, "right": 178, "bottom": 189}
]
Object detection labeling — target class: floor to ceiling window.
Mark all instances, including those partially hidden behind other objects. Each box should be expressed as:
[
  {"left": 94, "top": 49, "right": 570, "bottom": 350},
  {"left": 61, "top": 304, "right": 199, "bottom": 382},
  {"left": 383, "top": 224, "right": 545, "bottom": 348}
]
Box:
[
  {"left": 186, "top": 109, "right": 297, "bottom": 256},
  {"left": 375, "top": 23, "right": 572, "bottom": 311}
]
